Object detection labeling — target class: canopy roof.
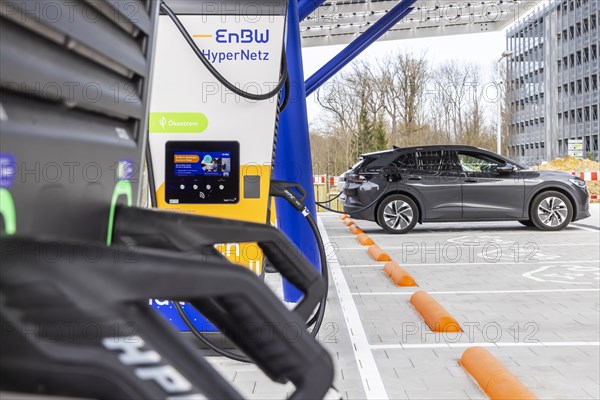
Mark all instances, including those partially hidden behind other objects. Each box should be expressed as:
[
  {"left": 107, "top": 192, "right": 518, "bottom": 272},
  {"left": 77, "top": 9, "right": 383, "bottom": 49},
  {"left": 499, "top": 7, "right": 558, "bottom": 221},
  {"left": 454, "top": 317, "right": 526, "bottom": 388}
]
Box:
[{"left": 300, "top": 0, "right": 543, "bottom": 47}]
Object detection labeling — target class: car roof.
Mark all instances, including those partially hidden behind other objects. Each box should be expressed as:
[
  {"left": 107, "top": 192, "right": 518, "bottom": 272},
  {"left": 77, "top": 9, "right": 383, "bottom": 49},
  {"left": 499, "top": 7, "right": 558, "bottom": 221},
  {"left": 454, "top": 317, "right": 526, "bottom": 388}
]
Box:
[{"left": 360, "top": 145, "right": 485, "bottom": 157}]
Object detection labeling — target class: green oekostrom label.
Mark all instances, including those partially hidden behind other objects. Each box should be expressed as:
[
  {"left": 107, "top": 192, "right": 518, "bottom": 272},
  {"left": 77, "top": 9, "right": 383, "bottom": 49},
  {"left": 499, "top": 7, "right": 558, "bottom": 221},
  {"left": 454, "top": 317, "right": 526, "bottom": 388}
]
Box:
[{"left": 149, "top": 112, "right": 208, "bottom": 133}]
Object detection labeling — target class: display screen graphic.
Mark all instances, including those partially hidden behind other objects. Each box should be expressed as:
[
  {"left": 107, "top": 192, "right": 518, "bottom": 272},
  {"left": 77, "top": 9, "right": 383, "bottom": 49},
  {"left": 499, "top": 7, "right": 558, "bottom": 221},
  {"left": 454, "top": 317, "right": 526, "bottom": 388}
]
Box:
[
  {"left": 173, "top": 151, "right": 231, "bottom": 177},
  {"left": 165, "top": 141, "right": 239, "bottom": 204}
]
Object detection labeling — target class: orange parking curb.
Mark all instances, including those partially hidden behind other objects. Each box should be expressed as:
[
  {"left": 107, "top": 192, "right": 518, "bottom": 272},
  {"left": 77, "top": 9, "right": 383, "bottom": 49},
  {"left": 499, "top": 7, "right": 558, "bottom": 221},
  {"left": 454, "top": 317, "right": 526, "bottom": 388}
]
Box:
[
  {"left": 367, "top": 245, "right": 391, "bottom": 262},
  {"left": 349, "top": 224, "right": 363, "bottom": 234},
  {"left": 339, "top": 214, "right": 350, "bottom": 220},
  {"left": 459, "top": 347, "right": 537, "bottom": 400},
  {"left": 389, "top": 264, "right": 417, "bottom": 287},
  {"left": 383, "top": 261, "right": 395, "bottom": 276},
  {"left": 356, "top": 233, "right": 374, "bottom": 245},
  {"left": 344, "top": 218, "right": 355, "bottom": 226},
  {"left": 409, "top": 291, "right": 461, "bottom": 332}
]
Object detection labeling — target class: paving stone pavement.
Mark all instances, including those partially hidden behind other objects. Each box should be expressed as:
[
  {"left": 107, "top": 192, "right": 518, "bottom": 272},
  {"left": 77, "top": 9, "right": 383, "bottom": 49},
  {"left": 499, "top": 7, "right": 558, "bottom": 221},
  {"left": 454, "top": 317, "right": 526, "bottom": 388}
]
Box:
[{"left": 205, "top": 205, "right": 600, "bottom": 400}]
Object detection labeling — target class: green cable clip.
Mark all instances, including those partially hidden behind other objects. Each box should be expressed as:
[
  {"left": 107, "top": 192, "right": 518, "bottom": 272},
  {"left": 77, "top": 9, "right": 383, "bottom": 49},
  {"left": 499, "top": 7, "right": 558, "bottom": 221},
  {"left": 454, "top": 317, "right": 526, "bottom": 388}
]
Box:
[
  {"left": 0, "top": 188, "right": 16, "bottom": 235},
  {"left": 106, "top": 180, "right": 132, "bottom": 246}
]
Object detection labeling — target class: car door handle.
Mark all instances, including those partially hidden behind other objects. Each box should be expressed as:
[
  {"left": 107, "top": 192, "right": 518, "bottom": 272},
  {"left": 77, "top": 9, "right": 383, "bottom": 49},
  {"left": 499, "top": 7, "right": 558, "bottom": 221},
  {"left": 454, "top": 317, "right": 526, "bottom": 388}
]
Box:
[
  {"left": 407, "top": 176, "right": 421, "bottom": 181},
  {"left": 464, "top": 178, "right": 478, "bottom": 183}
]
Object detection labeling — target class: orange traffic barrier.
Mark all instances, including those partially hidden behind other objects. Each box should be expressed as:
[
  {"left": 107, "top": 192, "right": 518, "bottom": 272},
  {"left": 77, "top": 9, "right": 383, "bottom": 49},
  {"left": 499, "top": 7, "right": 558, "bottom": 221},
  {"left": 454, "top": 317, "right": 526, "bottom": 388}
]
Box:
[
  {"left": 384, "top": 261, "right": 417, "bottom": 286},
  {"left": 367, "top": 245, "right": 391, "bottom": 262},
  {"left": 356, "top": 233, "right": 374, "bottom": 245},
  {"left": 383, "top": 261, "right": 395, "bottom": 276},
  {"left": 460, "top": 347, "right": 537, "bottom": 400},
  {"left": 409, "top": 291, "right": 461, "bottom": 332},
  {"left": 339, "top": 214, "right": 350, "bottom": 220},
  {"left": 344, "top": 218, "right": 355, "bottom": 226},
  {"left": 349, "top": 224, "right": 363, "bottom": 234}
]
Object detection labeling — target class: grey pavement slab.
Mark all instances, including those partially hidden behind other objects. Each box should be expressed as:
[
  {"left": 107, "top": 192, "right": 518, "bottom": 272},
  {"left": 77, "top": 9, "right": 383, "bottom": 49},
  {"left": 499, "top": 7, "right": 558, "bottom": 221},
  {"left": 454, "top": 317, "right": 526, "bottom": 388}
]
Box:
[{"left": 200, "top": 207, "right": 599, "bottom": 400}]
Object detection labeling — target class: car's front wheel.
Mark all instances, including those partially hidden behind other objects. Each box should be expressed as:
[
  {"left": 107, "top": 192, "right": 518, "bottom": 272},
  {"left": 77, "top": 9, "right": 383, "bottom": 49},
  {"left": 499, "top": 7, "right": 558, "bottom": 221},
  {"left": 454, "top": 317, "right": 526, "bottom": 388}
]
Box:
[
  {"left": 377, "top": 194, "right": 419, "bottom": 234},
  {"left": 530, "top": 191, "right": 573, "bottom": 231}
]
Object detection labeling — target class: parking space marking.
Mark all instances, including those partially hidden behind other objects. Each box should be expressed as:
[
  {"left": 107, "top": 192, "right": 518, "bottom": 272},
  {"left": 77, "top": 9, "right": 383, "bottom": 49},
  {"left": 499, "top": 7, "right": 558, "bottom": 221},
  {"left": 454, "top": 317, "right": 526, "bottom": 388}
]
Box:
[
  {"left": 337, "top": 243, "right": 599, "bottom": 250},
  {"left": 572, "top": 224, "right": 600, "bottom": 232},
  {"left": 318, "top": 218, "right": 388, "bottom": 400},
  {"left": 352, "top": 288, "right": 599, "bottom": 296},
  {"left": 340, "top": 260, "right": 600, "bottom": 268},
  {"left": 370, "top": 341, "right": 600, "bottom": 350},
  {"left": 523, "top": 265, "right": 600, "bottom": 285}
]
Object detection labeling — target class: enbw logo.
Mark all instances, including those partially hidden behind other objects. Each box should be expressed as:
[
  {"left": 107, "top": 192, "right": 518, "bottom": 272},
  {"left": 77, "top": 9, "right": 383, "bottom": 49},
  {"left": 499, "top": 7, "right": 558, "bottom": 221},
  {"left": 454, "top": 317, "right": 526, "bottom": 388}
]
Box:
[{"left": 215, "top": 29, "right": 269, "bottom": 43}]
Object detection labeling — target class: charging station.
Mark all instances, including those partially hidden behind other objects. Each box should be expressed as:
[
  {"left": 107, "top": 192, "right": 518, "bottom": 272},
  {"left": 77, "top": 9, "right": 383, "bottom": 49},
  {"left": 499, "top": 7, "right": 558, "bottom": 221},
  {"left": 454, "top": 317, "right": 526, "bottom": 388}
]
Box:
[
  {"left": 146, "top": 1, "right": 289, "bottom": 330},
  {"left": 148, "top": 1, "right": 287, "bottom": 274}
]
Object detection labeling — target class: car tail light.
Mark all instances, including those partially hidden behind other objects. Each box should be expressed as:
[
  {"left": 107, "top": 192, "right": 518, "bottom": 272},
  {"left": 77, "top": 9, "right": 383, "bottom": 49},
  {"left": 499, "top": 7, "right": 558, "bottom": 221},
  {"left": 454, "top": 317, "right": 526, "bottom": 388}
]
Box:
[{"left": 346, "top": 173, "right": 367, "bottom": 183}]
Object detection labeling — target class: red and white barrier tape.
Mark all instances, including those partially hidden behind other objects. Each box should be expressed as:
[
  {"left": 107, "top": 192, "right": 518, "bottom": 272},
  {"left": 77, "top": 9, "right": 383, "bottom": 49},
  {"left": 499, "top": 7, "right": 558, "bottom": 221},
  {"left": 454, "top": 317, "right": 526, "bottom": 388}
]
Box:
[{"left": 570, "top": 171, "right": 599, "bottom": 181}]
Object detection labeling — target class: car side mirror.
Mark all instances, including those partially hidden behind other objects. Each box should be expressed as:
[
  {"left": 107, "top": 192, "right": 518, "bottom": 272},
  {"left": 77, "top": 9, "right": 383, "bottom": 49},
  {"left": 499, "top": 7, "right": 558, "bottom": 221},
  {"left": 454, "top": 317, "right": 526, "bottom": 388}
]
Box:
[{"left": 497, "top": 164, "right": 516, "bottom": 174}]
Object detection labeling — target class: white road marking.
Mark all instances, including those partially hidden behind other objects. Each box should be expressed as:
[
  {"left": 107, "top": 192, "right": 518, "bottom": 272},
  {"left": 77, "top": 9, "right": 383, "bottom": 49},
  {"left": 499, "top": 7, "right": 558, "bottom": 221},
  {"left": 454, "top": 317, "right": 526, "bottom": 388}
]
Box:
[
  {"left": 339, "top": 260, "right": 600, "bottom": 268},
  {"left": 336, "top": 243, "right": 600, "bottom": 250},
  {"left": 370, "top": 341, "right": 600, "bottom": 350},
  {"left": 352, "top": 288, "right": 600, "bottom": 296},
  {"left": 318, "top": 218, "right": 388, "bottom": 400},
  {"left": 572, "top": 224, "right": 600, "bottom": 232}
]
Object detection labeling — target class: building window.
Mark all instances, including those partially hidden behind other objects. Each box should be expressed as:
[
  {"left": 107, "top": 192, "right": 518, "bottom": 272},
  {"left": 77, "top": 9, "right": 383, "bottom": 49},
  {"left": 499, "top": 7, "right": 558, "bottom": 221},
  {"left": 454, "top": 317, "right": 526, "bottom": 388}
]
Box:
[
  {"left": 591, "top": 44, "right": 597, "bottom": 61},
  {"left": 577, "top": 79, "right": 583, "bottom": 94},
  {"left": 592, "top": 105, "right": 599, "bottom": 121},
  {"left": 576, "top": 51, "right": 582, "bottom": 65},
  {"left": 577, "top": 108, "right": 583, "bottom": 123},
  {"left": 583, "top": 18, "right": 589, "bottom": 33},
  {"left": 584, "top": 106, "right": 591, "bottom": 122},
  {"left": 592, "top": 75, "right": 598, "bottom": 91},
  {"left": 591, "top": 15, "right": 597, "bottom": 30},
  {"left": 584, "top": 47, "right": 590, "bottom": 63},
  {"left": 585, "top": 77, "right": 590, "bottom": 92}
]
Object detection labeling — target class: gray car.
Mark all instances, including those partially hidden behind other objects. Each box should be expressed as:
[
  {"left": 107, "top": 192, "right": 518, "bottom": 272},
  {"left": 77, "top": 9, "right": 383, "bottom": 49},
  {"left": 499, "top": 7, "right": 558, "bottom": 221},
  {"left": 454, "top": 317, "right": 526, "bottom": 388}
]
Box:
[{"left": 339, "top": 145, "right": 591, "bottom": 233}]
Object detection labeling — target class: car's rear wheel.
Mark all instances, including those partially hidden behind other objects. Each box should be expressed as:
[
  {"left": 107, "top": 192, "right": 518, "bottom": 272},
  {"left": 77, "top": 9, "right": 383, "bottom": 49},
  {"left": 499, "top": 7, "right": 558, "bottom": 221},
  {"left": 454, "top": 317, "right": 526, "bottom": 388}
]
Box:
[
  {"left": 530, "top": 191, "right": 573, "bottom": 231},
  {"left": 377, "top": 195, "right": 419, "bottom": 234}
]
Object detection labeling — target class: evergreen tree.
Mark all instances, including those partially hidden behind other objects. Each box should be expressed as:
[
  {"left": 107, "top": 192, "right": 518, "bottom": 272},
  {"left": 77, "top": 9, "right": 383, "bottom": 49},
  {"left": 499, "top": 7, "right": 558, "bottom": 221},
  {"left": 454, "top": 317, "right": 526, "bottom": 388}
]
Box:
[
  {"left": 373, "top": 119, "right": 388, "bottom": 150},
  {"left": 352, "top": 108, "right": 375, "bottom": 159}
]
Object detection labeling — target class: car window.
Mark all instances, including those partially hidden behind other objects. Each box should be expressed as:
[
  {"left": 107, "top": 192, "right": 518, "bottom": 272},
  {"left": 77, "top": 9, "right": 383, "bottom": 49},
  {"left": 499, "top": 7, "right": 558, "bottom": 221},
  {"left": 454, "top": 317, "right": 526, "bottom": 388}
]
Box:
[
  {"left": 362, "top": 152, "right": 399, "bottom": 170},
  {"left": 391, "top": 152, "right": 417, "bottom": 168},
  {"left": 415, "top": 150, "right": 457, "bottom": 172},
  {"left": 457, "top": 152, "right": 502, "bottom": 173}
]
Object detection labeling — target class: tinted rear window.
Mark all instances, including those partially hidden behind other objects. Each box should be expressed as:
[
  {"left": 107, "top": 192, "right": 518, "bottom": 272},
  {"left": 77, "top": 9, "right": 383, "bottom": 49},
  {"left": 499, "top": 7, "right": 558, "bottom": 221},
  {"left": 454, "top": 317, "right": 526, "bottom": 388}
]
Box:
[{"left": 416, "top": 150, "right": 457, "bottom": 171}]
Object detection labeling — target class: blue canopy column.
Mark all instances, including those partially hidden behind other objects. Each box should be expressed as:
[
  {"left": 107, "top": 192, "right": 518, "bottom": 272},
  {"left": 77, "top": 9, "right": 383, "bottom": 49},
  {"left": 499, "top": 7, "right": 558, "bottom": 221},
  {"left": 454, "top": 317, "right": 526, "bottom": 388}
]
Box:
[{"left": 275, "top": 0, "right": 416, "bottom": 302}]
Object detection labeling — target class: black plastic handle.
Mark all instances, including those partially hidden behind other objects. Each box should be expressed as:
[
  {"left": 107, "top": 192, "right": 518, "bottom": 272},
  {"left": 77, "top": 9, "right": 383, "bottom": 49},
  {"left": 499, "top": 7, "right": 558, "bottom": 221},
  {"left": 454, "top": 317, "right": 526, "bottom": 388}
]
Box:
[
  {"left": 1, "top": 237, "right": 335, "bottom": 400},
  {"left": 112, "top": 206, "right": 324, "bottom": 322},
  {"left": 270, "top": 180, "right": 307, "bottom": 212}
]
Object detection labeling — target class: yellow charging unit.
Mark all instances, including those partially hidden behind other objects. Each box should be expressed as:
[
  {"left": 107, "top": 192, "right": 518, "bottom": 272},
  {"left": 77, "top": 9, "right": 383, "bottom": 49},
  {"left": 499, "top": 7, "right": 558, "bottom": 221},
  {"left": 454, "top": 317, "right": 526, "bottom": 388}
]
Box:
[{"left": 148, "top": 1, "right": 287, "bottom": 274}]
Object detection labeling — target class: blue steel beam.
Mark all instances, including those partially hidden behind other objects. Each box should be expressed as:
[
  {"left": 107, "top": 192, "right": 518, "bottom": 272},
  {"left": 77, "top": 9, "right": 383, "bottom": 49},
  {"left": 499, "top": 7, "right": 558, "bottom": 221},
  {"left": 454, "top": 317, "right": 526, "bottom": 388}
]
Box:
[
  {"left": 305, "top": 0, "right": 416, "bottom": 96},
  {"left": 275, "top": 0, "right": 321, "bottom": 303},
  {"left": 299, "top": 0, "right": 326, "bottom": 21}
]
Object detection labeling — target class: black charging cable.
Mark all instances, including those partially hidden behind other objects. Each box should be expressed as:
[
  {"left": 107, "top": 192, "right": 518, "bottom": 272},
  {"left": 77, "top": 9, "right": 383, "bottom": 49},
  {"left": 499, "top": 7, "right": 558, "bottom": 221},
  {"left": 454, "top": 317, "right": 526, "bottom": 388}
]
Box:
[
  {"left": 160, "top": 1, "right": 288, "bottom": 102},
  {"left": 315, "top": 182, "right": 393, "bottom": 214},
  {"left": 268, "top": 181, "right": 329, "bottom": 333}
]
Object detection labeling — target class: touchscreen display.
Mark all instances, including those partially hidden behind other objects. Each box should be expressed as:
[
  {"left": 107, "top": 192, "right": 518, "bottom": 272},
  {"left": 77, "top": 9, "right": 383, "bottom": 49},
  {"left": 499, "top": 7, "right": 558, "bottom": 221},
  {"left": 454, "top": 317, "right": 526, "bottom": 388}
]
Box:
[{"left": 173, "top": 151, "right": 231, "bottom": 177}]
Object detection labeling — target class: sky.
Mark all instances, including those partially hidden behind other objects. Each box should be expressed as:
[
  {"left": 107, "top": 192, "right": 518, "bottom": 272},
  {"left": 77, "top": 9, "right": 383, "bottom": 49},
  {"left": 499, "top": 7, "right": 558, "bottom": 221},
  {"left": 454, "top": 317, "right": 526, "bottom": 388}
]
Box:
[{"left": 301, "top": 29, "right": 508, "bottom": 127}]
